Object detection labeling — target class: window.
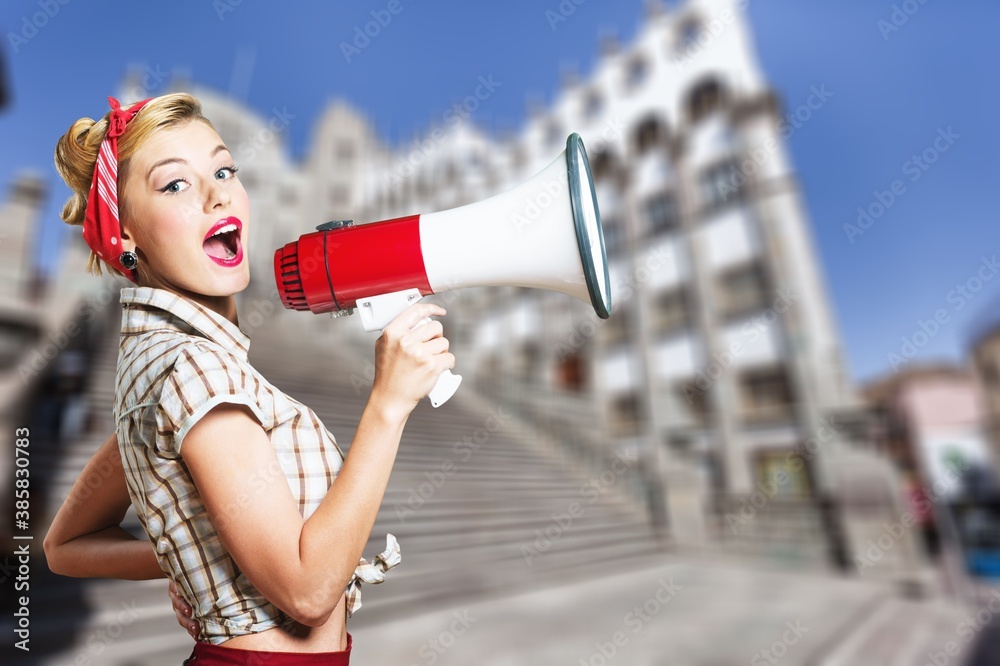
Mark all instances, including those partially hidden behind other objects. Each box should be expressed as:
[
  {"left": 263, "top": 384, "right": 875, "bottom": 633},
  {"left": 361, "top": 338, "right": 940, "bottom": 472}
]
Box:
[
  {"left": 738, "top": 367, "right": 795, "bottom": 423},
  {"left": 686, "top": 78, "right": 726, "bottom": 125},
  {"left": 624, "top": 57, "right": 649, "bottom": 90},
  {"left": 602, "top": 306, "right": 632, "bottom": 348},
  {"left": 676, "top": 18, "right": 702, "bottom": 53},
  {"left": 583, "top": 90, "right": 604, "bottom": 119},
  {"left": 633, "top": 116, "right": 667, "bottom": 154},
  {"left": 980, "top": 360, "right": 1000, "bottom": 389},
  {"left": 644, "top": 191, "right": 680, "bottom": 236},
  {"left": 677, "top": 381, "right": 712, "bottom": 425},
  {"left": 590, "top": 150, "right": 613, "bottom": 181},
  {"left": 546, "top": 121, "right": 564, "bottom": 147},
  {"left": 699, "top": 159, "right": 744, "bottom": 210},
  {"left": 513, "top": 342, "right": 542, "bottom": 381},
  {"left": 609, "top": 392, "right": 644, "bottom": 437},
  {"left": 654, "top": 289, "right": 690, "bottom": 336},
  {"left": 754, "top": 450, "right": 812, "bottom": 499},
  {"left": 716, "top": 263, "right": 769, "bottom": 318},
  {"left": 602, "top": 216, "right": 626, "bottom": 257},
  {"left": 557, "top": 352, "right": 586, "bottom": 392}
]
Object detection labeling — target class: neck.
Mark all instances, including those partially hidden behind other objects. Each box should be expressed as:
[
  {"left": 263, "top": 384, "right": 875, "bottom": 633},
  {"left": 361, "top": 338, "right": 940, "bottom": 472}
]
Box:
[{"left": 137, "top": 276, "right": 240, "bottom": 327}]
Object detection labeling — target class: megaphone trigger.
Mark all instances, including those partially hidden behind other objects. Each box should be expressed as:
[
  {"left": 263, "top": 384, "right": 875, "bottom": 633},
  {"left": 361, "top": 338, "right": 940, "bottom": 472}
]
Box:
[{"left": 357, "top": 289, "right": 463, "bottom": 408}]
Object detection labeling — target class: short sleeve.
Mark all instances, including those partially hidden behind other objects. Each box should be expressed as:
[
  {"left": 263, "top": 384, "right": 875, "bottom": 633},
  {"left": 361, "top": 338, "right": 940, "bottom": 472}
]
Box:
[{"left": 155, "top": 343, "right": 272, "bottom": 454}]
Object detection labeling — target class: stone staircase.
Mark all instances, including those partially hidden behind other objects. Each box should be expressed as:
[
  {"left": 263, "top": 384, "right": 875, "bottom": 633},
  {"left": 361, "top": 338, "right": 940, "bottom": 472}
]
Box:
[{"left": 23, "top": 299, "right": 666, "bottom": 664}]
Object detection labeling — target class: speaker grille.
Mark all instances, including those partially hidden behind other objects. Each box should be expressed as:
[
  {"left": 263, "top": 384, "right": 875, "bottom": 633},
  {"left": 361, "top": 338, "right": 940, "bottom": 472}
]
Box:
[{"left": 275, "top": 243, "right": 310, "bottom": 311}]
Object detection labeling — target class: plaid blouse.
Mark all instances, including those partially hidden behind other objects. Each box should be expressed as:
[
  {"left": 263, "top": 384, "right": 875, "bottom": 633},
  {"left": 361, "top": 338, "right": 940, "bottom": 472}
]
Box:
[{"left": 114, "top": 287, "right": 399, "bottom": 644}]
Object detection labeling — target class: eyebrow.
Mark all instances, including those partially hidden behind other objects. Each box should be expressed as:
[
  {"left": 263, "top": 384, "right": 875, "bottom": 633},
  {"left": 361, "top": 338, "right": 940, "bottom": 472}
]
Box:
[{"left": 146, "top": 144, "right": 231, "bottom": 181}]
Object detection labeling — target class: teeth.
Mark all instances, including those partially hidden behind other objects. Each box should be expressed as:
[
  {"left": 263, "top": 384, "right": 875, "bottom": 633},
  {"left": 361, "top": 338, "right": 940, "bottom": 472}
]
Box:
[{"left": 211, "top": 223, "right": 237, "bottom": 238}]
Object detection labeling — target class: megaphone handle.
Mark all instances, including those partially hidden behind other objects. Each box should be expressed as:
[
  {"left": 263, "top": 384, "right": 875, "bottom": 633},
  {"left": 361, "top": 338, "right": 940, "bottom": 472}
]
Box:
[
  {"left": 413, "top": 315, "right": 462, "bottom": 408},
  {"left": 356, "top": 290, "right": 462, "bottom": 408}
]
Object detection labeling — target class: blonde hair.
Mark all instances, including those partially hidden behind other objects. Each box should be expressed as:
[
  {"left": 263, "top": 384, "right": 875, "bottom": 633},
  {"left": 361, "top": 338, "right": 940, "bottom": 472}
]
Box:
[{"left": 53, "top": 92, "right": 215, "bottom": 277}]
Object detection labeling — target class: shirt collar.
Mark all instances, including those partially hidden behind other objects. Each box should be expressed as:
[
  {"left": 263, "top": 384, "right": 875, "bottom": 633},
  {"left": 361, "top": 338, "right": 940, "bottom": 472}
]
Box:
[{"left": 120, "top": 287, "right": 251, "bottom": 359}]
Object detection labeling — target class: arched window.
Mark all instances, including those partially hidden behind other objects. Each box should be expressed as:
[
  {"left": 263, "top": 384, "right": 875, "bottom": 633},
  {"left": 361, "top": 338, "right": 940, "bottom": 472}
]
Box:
[
  {"left": 632, "top": 114, "right": 669, "bottom": 155},
  {"left": 676, "top": 17, "right": 702, "bottom": 53},
  {"left": 685, "top": 77, "right": 727, "bottom": 125},
  {"left": 624, "top": 56, "right": 649, "bottom": 91},
  {"left": 583, "top": 89, "right": 604, "bottom": 120}
]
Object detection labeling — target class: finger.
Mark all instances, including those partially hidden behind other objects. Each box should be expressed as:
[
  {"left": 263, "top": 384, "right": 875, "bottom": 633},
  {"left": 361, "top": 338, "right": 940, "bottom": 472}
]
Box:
[
  {"left": 390, "top": 302, "right": 446, "bottom": 333},
  {"left": 437, "top": 352, "right": 456, "bottom": 371},
  {"left": 411, "top": 319, "right": 444, "bottom": 342},
  {"left": 423, "top": 337, "right": 450, "bottom": 356}
]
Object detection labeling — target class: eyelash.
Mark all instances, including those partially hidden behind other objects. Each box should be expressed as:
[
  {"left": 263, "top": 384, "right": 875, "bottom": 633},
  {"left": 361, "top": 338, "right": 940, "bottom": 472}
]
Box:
[{"left": 158, "top": 164, "right": 240, "bottom": 195}]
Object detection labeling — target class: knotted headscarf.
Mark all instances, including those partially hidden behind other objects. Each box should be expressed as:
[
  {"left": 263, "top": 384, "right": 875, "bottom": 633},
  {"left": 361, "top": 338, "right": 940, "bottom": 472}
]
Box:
[{"left": 82, "top": 96, "right": 153, "bottom": 281}]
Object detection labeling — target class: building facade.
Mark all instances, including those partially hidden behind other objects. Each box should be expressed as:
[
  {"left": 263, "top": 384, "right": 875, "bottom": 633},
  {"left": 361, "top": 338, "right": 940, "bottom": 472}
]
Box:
[{"left": 23, "top": 0, "right": 897, "bottom": 566}]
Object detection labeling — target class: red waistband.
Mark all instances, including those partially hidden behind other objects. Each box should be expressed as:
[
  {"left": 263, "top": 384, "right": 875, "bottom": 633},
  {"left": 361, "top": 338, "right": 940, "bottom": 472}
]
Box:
[{"left": 184, "top": 632, "right": 351, "bottom": 665}]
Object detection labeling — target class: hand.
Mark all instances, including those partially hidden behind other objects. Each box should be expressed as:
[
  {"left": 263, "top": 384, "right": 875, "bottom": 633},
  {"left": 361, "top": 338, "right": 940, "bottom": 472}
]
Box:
[
  {"left": 371, "top": 302, "right": 455, "bottom": 419},
  {"left": 168, "top": 579, "right": 198, "bottom": 640}
]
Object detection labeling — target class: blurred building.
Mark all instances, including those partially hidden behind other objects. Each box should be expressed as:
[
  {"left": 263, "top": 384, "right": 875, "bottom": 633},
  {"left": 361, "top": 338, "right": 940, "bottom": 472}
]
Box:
[
  {"left": 18, "top": 0, "right": 912, "bottom": 579},
  {"left": 81, "top": 0, "right": 899, "bottom": 569},
  {"left": 969, "top": 299, "right": 1000, "bottom": 478},
  {"left": 864, "top": 365, "right": 991, "bottom": 494},
  {"left": 327, "top": 0, "right": 872, "bottom": 565},
  {"left": 864, "top": 365, "right": 995, "bottom": 562}
]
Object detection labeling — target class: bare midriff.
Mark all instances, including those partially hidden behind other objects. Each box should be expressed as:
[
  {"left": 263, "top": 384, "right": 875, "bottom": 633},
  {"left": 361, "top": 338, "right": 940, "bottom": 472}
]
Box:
[{"left": 217, "top": 594, "right": 348, "bottom": 652}]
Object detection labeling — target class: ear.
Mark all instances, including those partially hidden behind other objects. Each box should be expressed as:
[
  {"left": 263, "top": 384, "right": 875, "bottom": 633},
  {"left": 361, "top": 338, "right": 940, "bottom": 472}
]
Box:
[{"left": 118, "top": 219, "right": 137, "bottom": 252}]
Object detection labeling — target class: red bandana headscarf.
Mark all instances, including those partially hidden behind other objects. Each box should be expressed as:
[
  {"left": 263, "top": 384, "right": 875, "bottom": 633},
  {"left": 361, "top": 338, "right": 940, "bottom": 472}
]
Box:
[{"left": 82, "top": 96, "right": 153, "bottom": 282}]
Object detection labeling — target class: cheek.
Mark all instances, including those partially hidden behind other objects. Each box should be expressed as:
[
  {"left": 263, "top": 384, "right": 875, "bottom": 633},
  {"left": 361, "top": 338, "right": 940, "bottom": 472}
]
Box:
[{"left": 139, "top": 207, "right": 196, "bottom": 254}]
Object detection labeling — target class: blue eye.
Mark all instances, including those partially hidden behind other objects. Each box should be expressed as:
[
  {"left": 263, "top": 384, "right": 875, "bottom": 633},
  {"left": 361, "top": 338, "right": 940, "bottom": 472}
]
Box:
[
  {"left": 216, "top": 164, "right": 239, "bottom": 180},
  {"left": 159, "top": 179, "right": 189, "bottom": 194}
]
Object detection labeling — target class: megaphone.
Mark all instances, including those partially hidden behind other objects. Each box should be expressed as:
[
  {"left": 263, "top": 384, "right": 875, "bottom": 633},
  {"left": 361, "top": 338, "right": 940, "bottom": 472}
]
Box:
[{"left": 274, "top": 133, "right": 612, "bottom": 407}]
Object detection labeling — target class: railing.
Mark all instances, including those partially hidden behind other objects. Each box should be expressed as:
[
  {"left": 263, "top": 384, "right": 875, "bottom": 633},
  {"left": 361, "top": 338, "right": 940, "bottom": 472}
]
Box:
[
  {"left": 712, "top": 494, "right": 833, "bottom": 569},
  {"left": 482, "top": 376, "right": 656, "bottom": 519}
]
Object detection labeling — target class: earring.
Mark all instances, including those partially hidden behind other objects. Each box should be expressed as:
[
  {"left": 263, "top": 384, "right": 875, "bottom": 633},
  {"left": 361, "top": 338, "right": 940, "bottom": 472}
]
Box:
[{"left": 120, "top": 251, "right": 138, "bottom": 271}]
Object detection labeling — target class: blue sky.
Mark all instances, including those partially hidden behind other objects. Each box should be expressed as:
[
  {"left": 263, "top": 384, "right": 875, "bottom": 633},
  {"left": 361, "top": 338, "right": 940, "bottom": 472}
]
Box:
[{"left": 0, "top": 0, "right": 996, "bottom": 385}]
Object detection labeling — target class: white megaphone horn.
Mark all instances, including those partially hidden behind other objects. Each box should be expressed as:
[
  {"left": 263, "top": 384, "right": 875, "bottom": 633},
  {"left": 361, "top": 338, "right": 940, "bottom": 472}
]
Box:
[{"left": 275, "top": 133, "right": 612, "bottom": 407}]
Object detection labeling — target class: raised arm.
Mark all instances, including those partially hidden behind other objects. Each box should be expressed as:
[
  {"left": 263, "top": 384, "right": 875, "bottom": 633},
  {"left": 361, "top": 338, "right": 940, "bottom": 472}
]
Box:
[
  {"left": 43, "top": 432, "right": 165, "bottom": 580},
  {"left": 182, "top": 302, "right": 453, "bottom": 627}
]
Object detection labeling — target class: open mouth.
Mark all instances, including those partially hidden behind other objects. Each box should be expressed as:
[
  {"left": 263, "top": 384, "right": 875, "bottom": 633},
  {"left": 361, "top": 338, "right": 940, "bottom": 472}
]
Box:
[{"left": 203, "top": 217, "right": 244, "bottom": 266}]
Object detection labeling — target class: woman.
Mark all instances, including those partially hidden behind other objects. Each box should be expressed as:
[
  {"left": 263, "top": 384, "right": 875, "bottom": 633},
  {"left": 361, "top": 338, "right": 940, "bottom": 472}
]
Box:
[{"left": 43, "top": 93, "right": 454, "bottom": 664}]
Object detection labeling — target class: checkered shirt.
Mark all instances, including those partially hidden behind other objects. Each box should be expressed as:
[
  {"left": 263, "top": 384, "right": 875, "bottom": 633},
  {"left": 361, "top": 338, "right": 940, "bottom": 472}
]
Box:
[{"left": 114, "top": 287, "right": 399, "bottom": 645}]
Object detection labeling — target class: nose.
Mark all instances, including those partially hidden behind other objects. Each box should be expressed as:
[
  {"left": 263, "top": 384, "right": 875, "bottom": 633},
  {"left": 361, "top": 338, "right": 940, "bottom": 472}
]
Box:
[{"left": 203, "top": 178, "right": 232, "bottom": 214}]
